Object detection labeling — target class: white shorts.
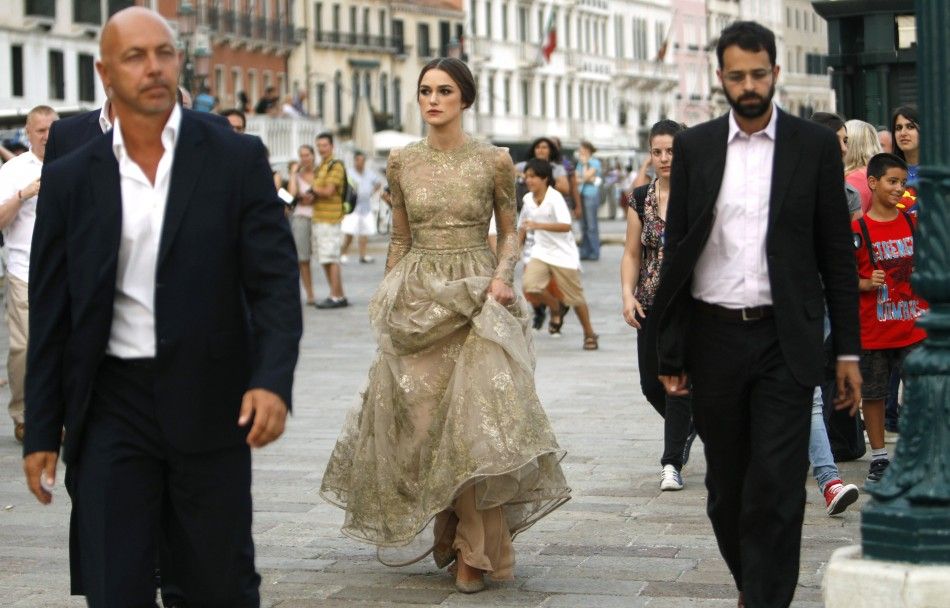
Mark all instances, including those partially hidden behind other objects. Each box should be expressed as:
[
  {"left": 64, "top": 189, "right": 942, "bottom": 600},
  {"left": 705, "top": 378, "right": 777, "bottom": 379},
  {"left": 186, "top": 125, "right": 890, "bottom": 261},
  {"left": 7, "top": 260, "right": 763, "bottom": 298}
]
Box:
[
  {"left": 312, "top": 221, "right": 343, "bottom": 264},
  {"left": 341, "top": 210, "right": 377, "bottom": 236}
]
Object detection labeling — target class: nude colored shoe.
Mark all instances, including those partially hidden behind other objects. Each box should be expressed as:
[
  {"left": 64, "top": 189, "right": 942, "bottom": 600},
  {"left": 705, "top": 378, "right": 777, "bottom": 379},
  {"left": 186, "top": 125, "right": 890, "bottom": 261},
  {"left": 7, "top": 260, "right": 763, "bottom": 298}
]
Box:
[{"left": 454, "top": 552, "right": 485, "bottom": 594}]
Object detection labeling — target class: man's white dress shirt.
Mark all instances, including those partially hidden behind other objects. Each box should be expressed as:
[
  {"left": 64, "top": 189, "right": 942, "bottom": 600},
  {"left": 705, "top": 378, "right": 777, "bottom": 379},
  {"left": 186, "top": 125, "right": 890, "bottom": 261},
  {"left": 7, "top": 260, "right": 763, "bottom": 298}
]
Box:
[
  {"left": 98, "top": 99, "right": 113, "bottom": 133},
  {"left": 0, "top": 151, "right": 44, "bottom": 282},
  {"left": 692, "top": 105, "right": 777, "bottom": 308},
  {"left": 107, "top": 104, "right": 181, "bottom": 359}
]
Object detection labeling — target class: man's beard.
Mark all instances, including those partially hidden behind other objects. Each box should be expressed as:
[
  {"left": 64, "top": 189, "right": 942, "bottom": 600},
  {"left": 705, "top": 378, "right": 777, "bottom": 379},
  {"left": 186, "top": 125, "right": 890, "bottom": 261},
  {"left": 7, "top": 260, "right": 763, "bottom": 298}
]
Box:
[{"left": 725, "top": 83, "right": 775, "bottom": 119}]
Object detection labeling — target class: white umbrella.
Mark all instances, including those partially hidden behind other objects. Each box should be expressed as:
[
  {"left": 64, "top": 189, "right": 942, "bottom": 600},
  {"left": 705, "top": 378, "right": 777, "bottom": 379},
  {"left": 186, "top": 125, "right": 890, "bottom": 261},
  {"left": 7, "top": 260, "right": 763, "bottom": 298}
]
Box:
[
  {"left": 351, "top": 96, "right": 375, "bottom": 156},
  {"left": 373, "top": 129, "right": 422, "bottom": 152},
  {"left": 402, "top": 100, "right": 422, "bottom": 137}
]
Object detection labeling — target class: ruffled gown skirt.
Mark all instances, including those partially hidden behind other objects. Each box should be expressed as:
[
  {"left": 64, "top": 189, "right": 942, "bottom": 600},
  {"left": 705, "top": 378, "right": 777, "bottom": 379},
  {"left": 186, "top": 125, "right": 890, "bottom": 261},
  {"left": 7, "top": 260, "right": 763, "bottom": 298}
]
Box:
[{"left": 320, "top": 245, "right": 571, "bottom": 578}]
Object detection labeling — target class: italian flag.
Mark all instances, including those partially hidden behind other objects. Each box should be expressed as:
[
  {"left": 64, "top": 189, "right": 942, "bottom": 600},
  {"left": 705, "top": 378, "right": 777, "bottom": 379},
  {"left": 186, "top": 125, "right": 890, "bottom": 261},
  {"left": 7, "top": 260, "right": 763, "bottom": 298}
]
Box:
[{"left": 540, "top": 11, "right": 556, "bottom": 63}]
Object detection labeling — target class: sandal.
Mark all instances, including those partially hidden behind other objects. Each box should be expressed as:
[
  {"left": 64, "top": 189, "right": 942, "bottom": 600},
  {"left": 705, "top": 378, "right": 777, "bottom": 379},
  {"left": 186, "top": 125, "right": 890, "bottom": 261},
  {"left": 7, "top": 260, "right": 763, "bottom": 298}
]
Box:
[{"left": 583, "top": 334, "right": 599, "bottom": 350}]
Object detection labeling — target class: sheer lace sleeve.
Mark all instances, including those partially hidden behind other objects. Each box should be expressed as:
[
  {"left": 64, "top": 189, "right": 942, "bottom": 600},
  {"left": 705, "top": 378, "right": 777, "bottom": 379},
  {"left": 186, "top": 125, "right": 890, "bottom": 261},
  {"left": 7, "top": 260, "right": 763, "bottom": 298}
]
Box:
[
  {"left": 491, "top": 147, "right": 520, "bottom": 286},
  {"left": 385, "top": 149, "right": 412, "bottom": 274}
]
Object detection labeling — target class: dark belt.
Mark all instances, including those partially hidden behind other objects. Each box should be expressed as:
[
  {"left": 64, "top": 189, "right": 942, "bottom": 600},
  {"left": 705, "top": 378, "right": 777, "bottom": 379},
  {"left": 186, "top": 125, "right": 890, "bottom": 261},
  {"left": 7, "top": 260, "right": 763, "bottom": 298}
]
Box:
[
  {"left": 694, "top": 300, "right": 774, "bottom": 322},
  {"left": 102, "top": 355, "right": 156, "bottom": 370}
]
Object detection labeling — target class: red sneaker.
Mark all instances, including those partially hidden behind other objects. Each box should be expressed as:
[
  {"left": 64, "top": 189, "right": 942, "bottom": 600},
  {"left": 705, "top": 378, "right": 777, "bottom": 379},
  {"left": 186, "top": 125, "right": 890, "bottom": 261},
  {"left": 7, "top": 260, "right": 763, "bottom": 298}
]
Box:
[{"left": 823, "top": 480, "right": 859, "bottom": 516}]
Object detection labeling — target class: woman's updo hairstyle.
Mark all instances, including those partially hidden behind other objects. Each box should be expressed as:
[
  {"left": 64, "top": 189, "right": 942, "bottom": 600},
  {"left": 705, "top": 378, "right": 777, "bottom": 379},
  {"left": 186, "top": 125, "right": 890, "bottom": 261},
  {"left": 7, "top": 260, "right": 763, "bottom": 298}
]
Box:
[{"left": 417, "top": 58, "right": 477, "bottom": 109}]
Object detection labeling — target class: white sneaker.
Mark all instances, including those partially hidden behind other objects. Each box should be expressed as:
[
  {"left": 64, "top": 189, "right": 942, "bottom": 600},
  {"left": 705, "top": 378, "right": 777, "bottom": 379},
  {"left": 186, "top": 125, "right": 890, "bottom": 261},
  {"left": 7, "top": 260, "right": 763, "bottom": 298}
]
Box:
[
  {"left": 340, "top": 254, "right": 350, "bottom": 264},
  {"left": 660, "top": 464, "right": 684, "bottom": 491}
]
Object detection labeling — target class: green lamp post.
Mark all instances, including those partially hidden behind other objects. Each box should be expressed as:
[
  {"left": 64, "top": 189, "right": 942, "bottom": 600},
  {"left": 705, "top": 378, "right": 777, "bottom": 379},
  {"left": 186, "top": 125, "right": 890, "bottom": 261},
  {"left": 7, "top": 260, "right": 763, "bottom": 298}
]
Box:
[{"left": 861, "top": 0, "right": 950, "bottom": 564}]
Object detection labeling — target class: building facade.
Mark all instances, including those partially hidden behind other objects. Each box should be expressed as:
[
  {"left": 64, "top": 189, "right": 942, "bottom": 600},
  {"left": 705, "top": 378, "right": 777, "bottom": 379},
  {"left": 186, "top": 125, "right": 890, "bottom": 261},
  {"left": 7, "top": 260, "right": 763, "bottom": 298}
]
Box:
[
  {"left": 465, "top": 0, "right": 677, "bottom": 152},
  {"left": 0, "top": 0, "right": 129, "bottom": 123},
  {"left": 287, "top": 0, "right": 465, "bottom": 134},
  {"left": 672, "top": 0, "right": 710, "bottom": 126},
  {"left": 154, "top": 0, "right": 300, "bottom": 111},
  {"left": 779, "top": 0, "right": 833, "bottom": 118},
  {"left": 706, "top": 0, "right": 831, "bottom": 119}
]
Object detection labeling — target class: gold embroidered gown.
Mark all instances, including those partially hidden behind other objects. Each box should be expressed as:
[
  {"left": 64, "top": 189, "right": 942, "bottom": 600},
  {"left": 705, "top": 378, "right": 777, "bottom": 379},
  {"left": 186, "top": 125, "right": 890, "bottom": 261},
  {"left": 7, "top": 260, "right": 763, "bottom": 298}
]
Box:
[{"left": 320, "top": 138, "right": 571, "bottom": 578}]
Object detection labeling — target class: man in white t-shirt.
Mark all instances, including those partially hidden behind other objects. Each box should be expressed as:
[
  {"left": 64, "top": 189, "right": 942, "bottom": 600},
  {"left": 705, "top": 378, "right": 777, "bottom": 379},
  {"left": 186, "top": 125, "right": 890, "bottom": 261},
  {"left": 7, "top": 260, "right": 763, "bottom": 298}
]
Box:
[
  {"left": 518, "top": 158, "right": 599, "bottom": 350},
  {"left": 340, "top": 151, "right": 383, "bottom": 263},
  {"left": 0, "top": 105, "right": 57, "bottom": 442}
]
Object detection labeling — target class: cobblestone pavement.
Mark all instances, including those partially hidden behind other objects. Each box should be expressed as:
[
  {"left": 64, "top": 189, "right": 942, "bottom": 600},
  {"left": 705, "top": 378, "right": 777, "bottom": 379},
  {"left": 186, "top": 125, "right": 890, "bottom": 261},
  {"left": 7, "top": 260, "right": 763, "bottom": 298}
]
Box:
[{"left": 0, "top": 220, "right": 867, "bottom": 606}]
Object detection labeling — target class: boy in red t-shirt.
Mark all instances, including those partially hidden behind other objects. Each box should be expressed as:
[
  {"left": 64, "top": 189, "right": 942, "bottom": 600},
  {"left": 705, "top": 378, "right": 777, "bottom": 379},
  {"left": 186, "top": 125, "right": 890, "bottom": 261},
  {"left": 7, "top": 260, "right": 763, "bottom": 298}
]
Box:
[{"left": 852, "top": 153, "right": 927, "bottom": 483}]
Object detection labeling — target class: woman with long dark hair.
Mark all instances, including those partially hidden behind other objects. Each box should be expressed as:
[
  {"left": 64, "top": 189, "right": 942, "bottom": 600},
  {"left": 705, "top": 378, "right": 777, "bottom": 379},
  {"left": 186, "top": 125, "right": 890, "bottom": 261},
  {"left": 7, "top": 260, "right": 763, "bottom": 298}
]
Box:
[
  {"left": 620, "top": 119, "right": 696, "bottom": 491},
  {"left": 321, "top": 58, "right": 570, "bottom": 594},
  {"left": 890, "top": 105, "right": 921, "bottom": 215}
]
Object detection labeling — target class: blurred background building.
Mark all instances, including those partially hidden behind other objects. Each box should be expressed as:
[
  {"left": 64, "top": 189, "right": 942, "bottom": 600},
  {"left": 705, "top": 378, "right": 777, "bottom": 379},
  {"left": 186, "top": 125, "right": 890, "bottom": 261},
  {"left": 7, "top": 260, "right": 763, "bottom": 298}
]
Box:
[{"left": 0, "top": 1, "right": 917, "bottom": 157}]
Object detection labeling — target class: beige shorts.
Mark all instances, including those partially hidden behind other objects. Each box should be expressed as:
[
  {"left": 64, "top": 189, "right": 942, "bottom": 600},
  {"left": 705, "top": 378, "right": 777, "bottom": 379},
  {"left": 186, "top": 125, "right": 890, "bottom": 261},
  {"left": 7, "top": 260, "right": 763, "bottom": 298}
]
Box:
[
  {"left": 290, "top": 216, "right": 312, "bottom": 262},
  {"left": 522, "top": 259, "right": 586, "bottom": 307},
  {"left": 312, "top": 221, "right": 343, "bottom": 265}
]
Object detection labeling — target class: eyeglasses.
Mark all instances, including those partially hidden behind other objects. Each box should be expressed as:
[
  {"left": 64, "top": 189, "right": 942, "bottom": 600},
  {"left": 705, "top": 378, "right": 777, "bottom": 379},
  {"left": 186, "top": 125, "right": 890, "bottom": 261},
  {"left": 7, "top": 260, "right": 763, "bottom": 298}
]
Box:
[{"left": 723, "top": 69, "right": 772, "bottom": 84}]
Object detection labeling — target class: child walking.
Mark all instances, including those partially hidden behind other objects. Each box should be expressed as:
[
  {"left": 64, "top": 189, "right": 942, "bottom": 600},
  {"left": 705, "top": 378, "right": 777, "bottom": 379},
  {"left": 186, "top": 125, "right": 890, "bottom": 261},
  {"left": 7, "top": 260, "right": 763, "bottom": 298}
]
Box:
[
  {"left": 852, "top": 152, "right": 928, "bottom": 483},
  {"left": 519, "top": 159, "right": 598, "bottom": 350}
]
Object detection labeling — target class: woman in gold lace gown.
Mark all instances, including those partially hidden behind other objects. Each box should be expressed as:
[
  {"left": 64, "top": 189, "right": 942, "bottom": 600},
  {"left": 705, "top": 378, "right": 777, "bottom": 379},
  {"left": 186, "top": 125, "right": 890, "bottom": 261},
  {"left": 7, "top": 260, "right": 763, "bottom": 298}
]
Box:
[{"left": 320, "top": 58, "right": 571, "bottom": 593}]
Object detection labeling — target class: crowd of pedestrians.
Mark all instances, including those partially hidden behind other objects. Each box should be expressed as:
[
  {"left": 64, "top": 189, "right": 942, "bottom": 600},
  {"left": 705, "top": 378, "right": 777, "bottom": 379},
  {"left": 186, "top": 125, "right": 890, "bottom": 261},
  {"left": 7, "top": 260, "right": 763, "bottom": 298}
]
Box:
[{"left": 0, "top": 7, "right": 935, "bottom": 608}]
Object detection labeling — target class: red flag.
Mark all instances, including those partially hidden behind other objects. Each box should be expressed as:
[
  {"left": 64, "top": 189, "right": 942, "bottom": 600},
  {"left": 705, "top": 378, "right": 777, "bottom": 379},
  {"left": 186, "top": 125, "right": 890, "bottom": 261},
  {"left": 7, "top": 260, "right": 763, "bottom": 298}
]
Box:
[
  {"left": 541, "top": 12, "right": 556, "bottom": 62},
  {"left": 655, "top": 20, "right": 672, "bottom": 63}
]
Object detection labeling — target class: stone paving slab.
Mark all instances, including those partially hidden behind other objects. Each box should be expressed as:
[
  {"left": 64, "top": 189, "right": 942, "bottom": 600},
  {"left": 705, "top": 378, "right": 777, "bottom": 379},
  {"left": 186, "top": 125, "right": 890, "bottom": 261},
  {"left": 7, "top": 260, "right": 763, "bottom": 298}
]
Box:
[{"left": 0, "top": 223, "right": 866, "bottom": 606}]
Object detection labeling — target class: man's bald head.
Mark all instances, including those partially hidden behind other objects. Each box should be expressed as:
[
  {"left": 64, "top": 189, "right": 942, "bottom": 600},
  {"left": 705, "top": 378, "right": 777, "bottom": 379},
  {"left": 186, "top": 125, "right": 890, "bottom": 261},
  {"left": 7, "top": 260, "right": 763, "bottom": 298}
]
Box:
[
  {"left": 100, "top": 7, "right": 176, "bottom": 61},
  {"left": 96, "top": 7, "right": 180, "bottom": 120}
]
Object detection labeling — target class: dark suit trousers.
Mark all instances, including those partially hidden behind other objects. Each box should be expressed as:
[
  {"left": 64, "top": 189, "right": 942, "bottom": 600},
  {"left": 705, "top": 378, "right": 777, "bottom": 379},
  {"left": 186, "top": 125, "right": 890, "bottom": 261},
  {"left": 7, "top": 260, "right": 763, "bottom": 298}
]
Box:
[
  {"left": 686, "top": 307, "right": 812, "bottom": 608},
  {"left": 68, "top": 357, "right": 260, "bottom": 608}
]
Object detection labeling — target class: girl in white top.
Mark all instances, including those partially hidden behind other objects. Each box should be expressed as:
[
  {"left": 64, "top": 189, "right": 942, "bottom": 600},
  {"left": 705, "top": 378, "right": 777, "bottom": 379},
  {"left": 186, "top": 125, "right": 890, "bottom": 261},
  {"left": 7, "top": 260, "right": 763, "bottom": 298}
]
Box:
[{"left": 518, "top": 159, "right": 599, "bottom": 350}]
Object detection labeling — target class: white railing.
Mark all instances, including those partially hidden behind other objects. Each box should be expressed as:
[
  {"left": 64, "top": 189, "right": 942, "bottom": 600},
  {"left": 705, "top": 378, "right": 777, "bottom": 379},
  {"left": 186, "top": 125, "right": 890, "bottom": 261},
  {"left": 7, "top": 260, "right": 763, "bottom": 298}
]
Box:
[{"left": 244, "top": 115, "right": 325, "bottom": 168}]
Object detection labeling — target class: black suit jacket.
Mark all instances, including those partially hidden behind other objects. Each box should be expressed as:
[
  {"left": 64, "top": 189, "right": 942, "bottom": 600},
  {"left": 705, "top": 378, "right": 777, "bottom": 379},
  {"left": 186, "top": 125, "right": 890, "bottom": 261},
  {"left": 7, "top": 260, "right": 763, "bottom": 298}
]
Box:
[
  {"left": 24, "top": 110, "right": 302, "bottom": 463},
  {"left": 653, "top": 109, "right": 860, "bottom": 387},
  {"left": 45, "top": 106, "right": 231, "bottom": 164}
]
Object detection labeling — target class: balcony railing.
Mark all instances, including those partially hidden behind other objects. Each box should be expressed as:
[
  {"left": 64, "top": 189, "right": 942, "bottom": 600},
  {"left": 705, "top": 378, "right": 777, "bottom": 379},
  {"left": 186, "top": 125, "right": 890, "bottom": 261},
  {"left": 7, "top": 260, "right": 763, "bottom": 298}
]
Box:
[
  {"left": 244, "top": 115, "right": 325, "bottom": 168},
  {"left": 202, "top": 5, "right": 219, "bottom": 30},
  {"left": 253, "top": 17, "right": 268, "bottom": 40},
  {"left": 616, "top": 57, "right": 678, "bottom": 82},
  {"left": 25, "top": 0, "right": 56, "bottom": 18},
  {"left": 238, "top": 15, "right": 252, "bottom": 38},
  {"left": 220, "top": 9, "right": 236, "bottom": 34},
  {"left": 314, "top": 30, "right": 400, "bottom": 53},
  {"left": 207, "top": 9, "right": 297, "bottom": 49}
]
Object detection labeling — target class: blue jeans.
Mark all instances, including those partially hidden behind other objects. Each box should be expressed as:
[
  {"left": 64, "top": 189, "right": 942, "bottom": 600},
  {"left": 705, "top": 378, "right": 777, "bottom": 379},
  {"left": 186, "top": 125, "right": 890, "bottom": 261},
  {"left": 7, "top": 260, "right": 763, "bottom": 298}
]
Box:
[
  {"left": 809, "top": 385, "right": 839, "bottom": 491},
  {"left": 579, "top": 189, "right": 600, "bottom": 259},
  {"left": 809, "top": 315, "right": 840, "bottom": 490}
]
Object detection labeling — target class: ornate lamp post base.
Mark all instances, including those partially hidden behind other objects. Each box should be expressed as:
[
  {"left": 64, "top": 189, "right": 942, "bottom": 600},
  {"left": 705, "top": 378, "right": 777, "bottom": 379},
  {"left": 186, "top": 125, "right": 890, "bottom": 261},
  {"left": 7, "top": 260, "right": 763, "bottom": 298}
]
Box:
[
  {"left": 824, "top": 546, "right": 950, "bottom": 608},
  {"left": 863, "top": 499, "right": 950, "bottom": 562}
]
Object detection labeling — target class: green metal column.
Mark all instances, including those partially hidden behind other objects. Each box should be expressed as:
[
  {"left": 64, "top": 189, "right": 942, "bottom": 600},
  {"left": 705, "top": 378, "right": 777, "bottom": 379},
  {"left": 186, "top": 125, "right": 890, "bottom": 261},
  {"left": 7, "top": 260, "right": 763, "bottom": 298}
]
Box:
[{"left": 861, "top": 0, "right": 950, "bottom": 563}]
